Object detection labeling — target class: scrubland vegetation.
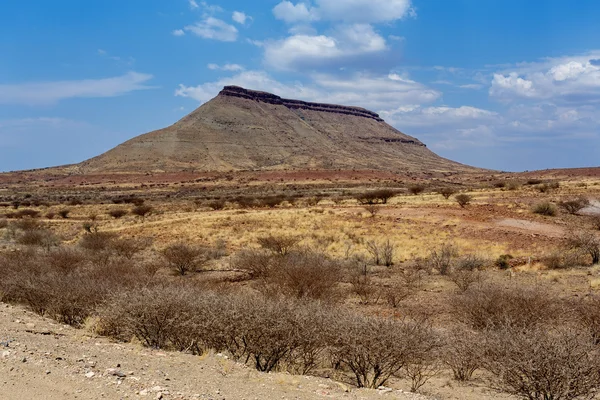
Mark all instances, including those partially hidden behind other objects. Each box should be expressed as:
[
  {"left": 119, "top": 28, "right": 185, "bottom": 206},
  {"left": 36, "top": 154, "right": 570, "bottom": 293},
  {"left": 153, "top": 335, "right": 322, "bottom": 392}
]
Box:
[{"left": 1, "top": 174, "right": 600, "bottom": 398}]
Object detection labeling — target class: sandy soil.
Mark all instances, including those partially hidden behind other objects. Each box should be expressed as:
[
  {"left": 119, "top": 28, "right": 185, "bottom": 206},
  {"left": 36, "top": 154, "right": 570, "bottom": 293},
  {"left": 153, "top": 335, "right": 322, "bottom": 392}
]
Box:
[{"left": 0, "top": 302, "right": 430, "bottom": 400}]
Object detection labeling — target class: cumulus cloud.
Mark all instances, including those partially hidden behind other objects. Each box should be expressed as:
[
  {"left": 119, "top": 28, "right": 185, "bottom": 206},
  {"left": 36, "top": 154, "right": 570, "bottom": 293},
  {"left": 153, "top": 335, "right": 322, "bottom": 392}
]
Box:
[
  {"left": 490, "top": 53, "right": 600, "bottom": 103},
  {"left": 264, "top": 24, "right": 387, "bottom": 70},
  {"left": 268, "top": 1, "right": 413, "bottom": 71},
  {"left": 232, "top": 11, "right": 250, "bottom": 24},
  {"left": 273, "top": 0, "right": 414, "bottom": 23},
  {"left": 189, "top": 0, "right": 199, "bottom": 9},
  {"left": 175, "top": 70, "right": 439, "bottom": 111},
  {"left": 273, "top": 1, "right": 318, "bottom": 23},
  {"left": 0, "top": 72, "right": 154, "bottom": 105},
  {"left": 184, "top": 17, "right": 238, "bottom": 42},
  {"left": 172, "top": 29, "right": 185, "bottom": 36}
]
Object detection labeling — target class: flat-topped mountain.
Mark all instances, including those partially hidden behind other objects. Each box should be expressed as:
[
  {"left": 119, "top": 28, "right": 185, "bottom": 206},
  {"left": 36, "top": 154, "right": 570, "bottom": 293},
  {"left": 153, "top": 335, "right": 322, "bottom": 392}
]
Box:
[{"left": 76, "top": 86, "right": 477, "bottom": 173}]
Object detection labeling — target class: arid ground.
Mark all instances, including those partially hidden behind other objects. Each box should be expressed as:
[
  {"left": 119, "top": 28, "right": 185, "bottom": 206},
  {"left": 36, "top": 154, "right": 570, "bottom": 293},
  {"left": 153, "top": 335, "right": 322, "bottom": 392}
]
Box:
[{"left": 1, "top": 168, "right": 600, "bottom": 399}]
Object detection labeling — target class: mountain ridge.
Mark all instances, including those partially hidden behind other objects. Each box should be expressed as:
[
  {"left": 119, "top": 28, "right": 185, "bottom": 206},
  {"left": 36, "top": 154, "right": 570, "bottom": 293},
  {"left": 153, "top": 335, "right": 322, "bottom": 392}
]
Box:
[{"left": 74, "top": 86, "right": 478, "bottom": 174}]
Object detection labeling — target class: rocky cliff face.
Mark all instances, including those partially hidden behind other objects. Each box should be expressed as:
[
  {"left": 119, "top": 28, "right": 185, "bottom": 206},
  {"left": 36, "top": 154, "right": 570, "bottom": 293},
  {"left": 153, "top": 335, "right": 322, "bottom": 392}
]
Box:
[{"left": 220, "top": 86, "right": 384, "bottom": 122}]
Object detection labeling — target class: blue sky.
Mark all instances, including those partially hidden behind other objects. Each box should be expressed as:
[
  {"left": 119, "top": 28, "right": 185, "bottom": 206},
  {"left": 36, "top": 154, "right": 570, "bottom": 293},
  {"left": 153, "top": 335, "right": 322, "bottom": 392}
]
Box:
[{"left": 1, "top": 0, "right": 600, "bottom": 172}]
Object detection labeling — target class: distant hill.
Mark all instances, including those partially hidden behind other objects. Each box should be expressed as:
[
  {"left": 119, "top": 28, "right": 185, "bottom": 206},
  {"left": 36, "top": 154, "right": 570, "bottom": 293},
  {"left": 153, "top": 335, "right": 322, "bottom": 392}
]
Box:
[{"left": 75, "top": 86, "right": 478, "bottom": 173}]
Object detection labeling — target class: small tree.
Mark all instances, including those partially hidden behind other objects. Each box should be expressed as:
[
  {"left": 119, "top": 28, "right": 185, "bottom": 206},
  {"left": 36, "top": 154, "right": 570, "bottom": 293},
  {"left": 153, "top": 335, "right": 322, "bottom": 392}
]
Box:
[
  {"left": 408, "top": 184, "right": 426, "bottom": 195},
  {"left": 161, "top": 243, "right": 205, "bottom": 275},
  {"left": 437, "top": 187, "right": 457, "bottom": 199},
  {"left": 257, "top": 235, "right": 300, "bottom": 256},
  {"left": 455, "top": 194, "right": 472, "bottom": 208}
]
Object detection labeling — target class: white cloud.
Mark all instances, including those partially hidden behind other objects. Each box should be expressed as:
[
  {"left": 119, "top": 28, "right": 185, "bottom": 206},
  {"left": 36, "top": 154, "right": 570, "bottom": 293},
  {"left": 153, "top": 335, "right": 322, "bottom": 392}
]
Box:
[
  {"left": 189, "top": 0, "right": 199, "bottom": 9},
  {"left": 207, "top": 63, "right": 245, "bottom": 71},
  {"left": 316, "top": 0, "right": 414, "bottom": 23},
  {"left": 490, "top": 52, "right": 600, "bottom": 103},
  {"left": 273, "top": 1, "right": 318, "bottom": 23},
  {"left": 264, "top": 24, "right": 387, "bottom": 70},
  {"left": 172, "top": 29, "right": 185, "bottom": 36},
  {"left": 232, "top": 11, "right": 250, "bottom": 24},
  {"left": 273, "top": 0, "right": 414, "bottom": 24},
  {"left": 184, "top": 17, "right": 238, "bottom": 42},
  {"left": 175, "top": 70, "right": 439, "bottom": 111},
  {"left": 0, "top": 72, "right": 154, "bottom": 105}
]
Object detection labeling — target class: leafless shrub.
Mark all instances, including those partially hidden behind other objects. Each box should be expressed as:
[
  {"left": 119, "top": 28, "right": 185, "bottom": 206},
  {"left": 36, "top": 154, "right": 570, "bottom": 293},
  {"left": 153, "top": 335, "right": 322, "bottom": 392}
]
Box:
[
  {"left": 566, "top": 229, "right": 600, "bottom": 265},
  {"left": 542, "top": 249, "right": 587, "bottom": 269},
  {"left": 448, "top": 255, "right": 487, "bottom": 292},
  {"left": 11, "top": 218, "right": 42, "bottom": 232},
  {"left": 400, "top": 262, "right": 427, "bottom": 292},
  {"left": 448, "top": 269, "right": 484, "bottom": 293},
  {"left": 108, "top": 208, "right": 128, "bottom": 219},
  {"left": 206, "top": 199, "right": 226, "bottom": 210},
  {"left": 506, "top": 181, "right": 520, "bottom": 190},
  {"left": 381, "top": 280, "right": 413, "bottom": 308},
  {"left": 427, "top": 243, "right": 458, "bottom": 275},
  {"left": 235, "top": 196, "right": 257, "bottom": 208},
  {"left": 559, "top": 197, "right": 590, "bottom": 215},
  {"left": 408, "top": 184, "right": 425, "bottom": 195},
  {"left": 381, "top": 239, "right": 395, "bottom": 267},
  {"left": 591, "top": 215, "right": 600, "bottom": 231},
  {"left": 451, "top": 283, "right": 561, "bottom": 330},
  {"left": 98, "top": 285, "right": 198, "bottom": 348},
  {"left": 437, "top": 187, "right": 457, "bottom": 199},
  {"left": 17, "top": 228, "right": 60, "bottom": 249},
  {"left": 257, "top": 234, "right": 300, "bottom": 256},
  {"left": 16, "top": 209, "right": 40, "bottom": 219},
  {"left": 442, "top": 327, "right": 483, "bottom": 381},
  {"left": 455, "top": 194, "right": 473, "bottom": 208},
  {"left": 0, "top": 219, "right": 7, "bottom": 229},
  {"left": 405, "top": 339, "right": 442, "bottom": 393},
  {"left": 363, "top": 204, "right": 380, "bottom": 218},
  {"left": 79, "top": 231, "right": 117, "bottom": 252},
  {"left": 332, "top": 314, "right": 437, "bottom": 388},
  {"left": 161, "top": 242, "right": 207, "bottom": 275},
  {"left": 257, "top": 195, "right": 286, "bottom": 208},
  {"left": 131, "top": 204, "right": 153, "bottom": 220},
  {"left": 350, "top": 264, "right": 379, "bottom": 305},
  {"left": 262, "top": 250, "right": 342, "bottom": 301},
  {"left": 45, "top": 212, "right": 55, "bottom": 220},
  {"left": 45, "top": 248, "right": 85, "bottom": 272},
  {"left": 365, "top": 240, "right": 381, "bottom": 265},
  {"left": 572, "top": 295, "right": 600, "bottom": 343},
  {"left": 365, "top": 239, "right": 396, "bottom": 267},
  {"left": 482, "top": 327, "right": 600, "bottom": 400},
  {"left": 111, "top": 237, "right": 151, "bottom": 260},
  {"left": 58, "top": 209, "right": 70, "bottom": 219},
  {"left": 230, "top": 249, "right": 274, "bottom": 279}
]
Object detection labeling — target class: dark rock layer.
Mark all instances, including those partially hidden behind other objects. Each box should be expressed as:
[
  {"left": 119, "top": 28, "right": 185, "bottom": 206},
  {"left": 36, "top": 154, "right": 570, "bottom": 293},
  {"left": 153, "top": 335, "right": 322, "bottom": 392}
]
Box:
[{"left": 220, "top": 86, "right": 384, "bottom": 122}]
